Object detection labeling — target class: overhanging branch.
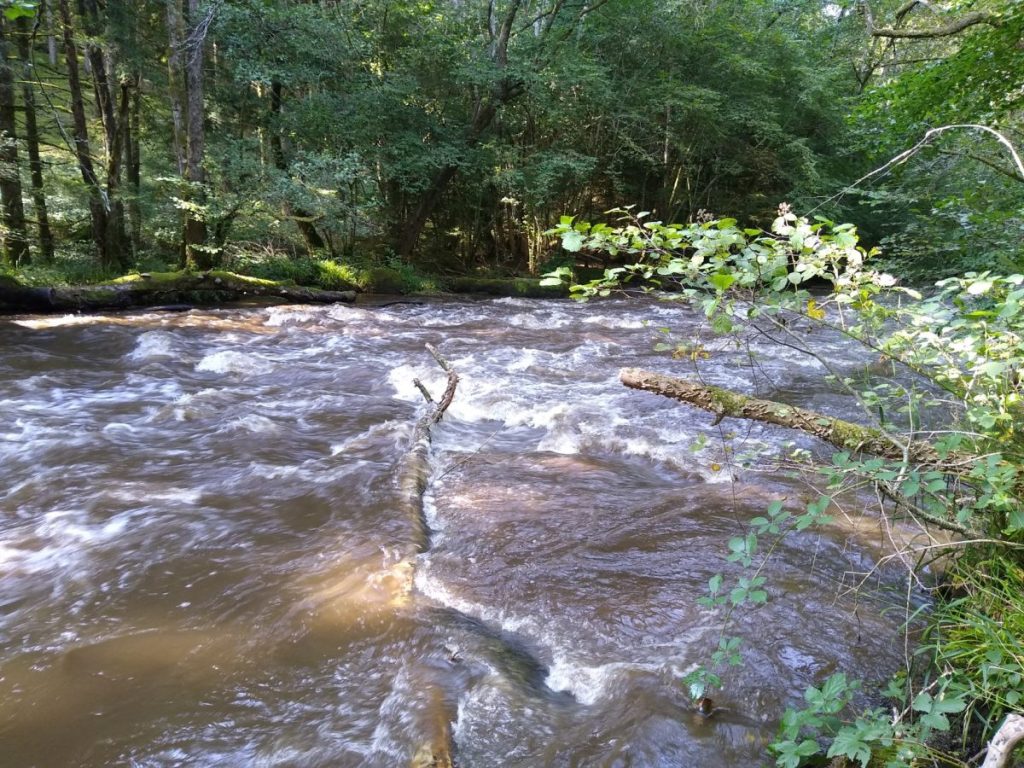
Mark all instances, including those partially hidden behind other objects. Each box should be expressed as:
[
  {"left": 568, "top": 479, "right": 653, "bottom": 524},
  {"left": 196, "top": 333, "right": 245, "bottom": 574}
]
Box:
[{"left": 861, "top": 1, "right": 999, "bottom": 39}]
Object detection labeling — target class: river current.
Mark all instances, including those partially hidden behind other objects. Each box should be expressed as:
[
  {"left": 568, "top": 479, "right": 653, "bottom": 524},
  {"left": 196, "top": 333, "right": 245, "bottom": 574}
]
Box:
[{"left": 0, "top": 297, "right": 914, "bottom": 767}]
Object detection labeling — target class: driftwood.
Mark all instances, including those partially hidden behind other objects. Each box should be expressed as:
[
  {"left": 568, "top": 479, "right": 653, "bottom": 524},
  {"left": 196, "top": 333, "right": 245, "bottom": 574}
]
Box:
[
  {"left": 982, "top": 714, "right": 1024, "bottom": 768},
  {"left": 400, "top": 343, "right": 460, "bottom": 551},
  {"left": 394, "top": 344, "right": 459, "bottom": 767},
  {"left": 0, "top": 271, "right": 356, "bottom": 315},
  {"left": 619, "top": 368, "right": 962, "bottom": 470}
]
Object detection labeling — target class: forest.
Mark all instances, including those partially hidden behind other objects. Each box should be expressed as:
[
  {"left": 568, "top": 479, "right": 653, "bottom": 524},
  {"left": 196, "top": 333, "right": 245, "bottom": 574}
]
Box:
[
  {"left": 0, "top": 0, "right": 1018, "bottom": 285},
  {"left": 0, "top": 1, "right": 1023, "bottom": 767}
]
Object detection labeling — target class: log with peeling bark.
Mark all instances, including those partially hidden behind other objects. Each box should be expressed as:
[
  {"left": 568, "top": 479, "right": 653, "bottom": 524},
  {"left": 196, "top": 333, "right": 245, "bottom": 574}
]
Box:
[
  {"left": 619, "top": 368, "right": 965, "bottom": 470},
  {"left": 0, "top": 271, "right": 356, "bottom": 315},
  {"left": 399, "top": 343, "right": 460, "bottom": 552},
  {"left": 982, "top": 713, "right": 1024, "bottom": 768}
]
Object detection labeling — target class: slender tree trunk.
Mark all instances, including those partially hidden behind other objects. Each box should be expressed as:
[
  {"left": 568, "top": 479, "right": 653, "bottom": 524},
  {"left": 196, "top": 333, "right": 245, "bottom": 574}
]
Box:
[
  {"left": 183, "top": 0, "right": 208, "bottom": 269},
  {"left": 58, "top": 0, "right": 111, "bottom": 267},
  {"left": 43, "top": 0, "right": 58, "bottom": 66},
  {"left": 0, "top": 16, "right": 30, "bottom": 266},
  {"left": 270, "top": 79, "right": 326, "bottom": 254},
  {"left": 16, "top": 15, "right": 55, "bottom": 262},
  {"left": 126, "top": 73, "right": 142, "bottom": 254},
  {"left": 165, "top": 0, "right": 186, "bottom": 175}
]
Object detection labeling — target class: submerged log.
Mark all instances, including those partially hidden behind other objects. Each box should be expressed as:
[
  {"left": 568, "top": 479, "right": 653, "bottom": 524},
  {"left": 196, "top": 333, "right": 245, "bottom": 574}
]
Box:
[
  {"left": 619, "top": 367, "right": 961, "bottom": 469},
  {"left": 399, "top": 343, "right": 460, "bottom": 551},
  {"left": 396, "top": 344, "right": 460, "bottom": 766},
  {"left": 0, "top": 270, "right": 356, "bottom": 315}
]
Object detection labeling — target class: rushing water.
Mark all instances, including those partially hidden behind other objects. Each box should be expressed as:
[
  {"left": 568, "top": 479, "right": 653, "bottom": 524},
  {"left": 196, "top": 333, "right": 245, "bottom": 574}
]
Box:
[{"left": 0, "top": 297, "right": 916, "bottom": 767}]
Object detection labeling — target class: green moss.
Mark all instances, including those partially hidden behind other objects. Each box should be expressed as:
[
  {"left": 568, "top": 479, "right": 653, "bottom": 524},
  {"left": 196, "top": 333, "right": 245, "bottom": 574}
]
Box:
[
  {"left": 361, "top": 267, "right": 408, "bottom": 294},
  {"left": 107, "top": 270, "right": 281, "bottom": 288}
]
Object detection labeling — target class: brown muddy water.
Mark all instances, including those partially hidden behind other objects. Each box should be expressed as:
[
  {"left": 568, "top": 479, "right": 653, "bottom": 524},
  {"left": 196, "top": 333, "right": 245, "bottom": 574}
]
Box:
[{"left": 0, "top": 298, "right": 920, "bottom": 767}]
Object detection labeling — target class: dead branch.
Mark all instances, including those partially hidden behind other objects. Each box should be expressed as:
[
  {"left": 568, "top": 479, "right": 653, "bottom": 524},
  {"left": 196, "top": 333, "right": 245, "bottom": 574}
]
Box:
[
  {"left": 398, "top": 345, "right": 461, "bottom": 552},
  {"left": 860, "top": 1, "right": 999, "bottom": 39},
  {"left": 619, "top": 367, "right": 959, "bottom": 466}
]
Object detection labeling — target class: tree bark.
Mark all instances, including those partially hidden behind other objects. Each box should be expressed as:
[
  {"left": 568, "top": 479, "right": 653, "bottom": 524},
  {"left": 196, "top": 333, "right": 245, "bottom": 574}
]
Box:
[
  {"left": 15, "top": 14, "right": 55, "bottom": 263},
  {"left": 125, "top": 72, "right": 142, "bottom": 256},
  {"left": 183, "top": 0, "right": 209, "bottom": 269},
  {"left": 982, "top": 714, "right": 1024, "bottom": 768},
  {"left": 619, "top": 368, "right": 962, "bottom": 469},
  {"left": 0, "top": 15, "right": 29, "bottom": 267},
  {"left": 58, "top": 0, "right": 125, "bottom": 270},
  {"left": 165, "top": 0, "right": 186, "bottom": 176}
]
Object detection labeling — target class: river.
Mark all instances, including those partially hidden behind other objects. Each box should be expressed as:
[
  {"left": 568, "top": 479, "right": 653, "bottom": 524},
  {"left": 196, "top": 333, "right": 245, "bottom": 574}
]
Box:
[{"left": 0, "top": 297, "right": 914, "bottom": 767}]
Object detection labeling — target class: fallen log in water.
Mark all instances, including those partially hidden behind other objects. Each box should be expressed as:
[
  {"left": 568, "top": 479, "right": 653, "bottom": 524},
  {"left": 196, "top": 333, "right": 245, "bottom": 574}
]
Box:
[
  {"left": 618, "top": 366, "right": 993, "bottom": 539},
  {"left": 395, "top": 343, "right": 460, "bottom": 767},
  {"left": 619, "top": 367, "right": 965, "bottom": 470},
  {"left": 0, "top": 271, "right": 357, "bottom": 315},
  {"left": 399, "top": 343, "right": 460, "bottom": 552}
]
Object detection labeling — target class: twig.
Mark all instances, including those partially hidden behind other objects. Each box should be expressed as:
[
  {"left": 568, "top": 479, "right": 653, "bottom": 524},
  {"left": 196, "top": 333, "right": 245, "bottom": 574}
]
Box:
[{"left": 414, "top": 378, "right": 434, "bottom": 403}]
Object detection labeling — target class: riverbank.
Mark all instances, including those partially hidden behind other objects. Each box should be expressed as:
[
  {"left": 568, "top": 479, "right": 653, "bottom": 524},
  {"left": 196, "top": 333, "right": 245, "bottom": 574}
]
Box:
[{"left": 0, "top": 267, "right": 569, "bottom": 315}]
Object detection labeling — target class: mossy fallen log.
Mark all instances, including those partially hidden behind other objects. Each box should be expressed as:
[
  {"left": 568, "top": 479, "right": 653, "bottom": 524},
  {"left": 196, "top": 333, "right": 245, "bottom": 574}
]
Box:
[
  {"left": 619, "top": 367, "right": 962, "bottom": 469},
  {"left": 0, "top": 270, "right": 357, "bottom": 315}
]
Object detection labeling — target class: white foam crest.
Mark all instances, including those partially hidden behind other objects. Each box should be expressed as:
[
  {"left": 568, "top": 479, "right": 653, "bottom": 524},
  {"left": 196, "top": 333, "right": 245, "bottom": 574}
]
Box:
[
  {"left": 219, "top": 414, "right": 281, "bottom": 435},
  {"left": 127, "top": 330, "right": 178, "bottom": 362},
  {"left": 263, "top": 306, "right": 320, "bottom": 326},
  {"left": 544, "top": 657, "right": 649, "bottom": 706},
  {"left": 503, "top": 311, "right": 573, "bottom": 330},
  {"left": 100, "top": 483, "right": 202, "bottom": 505},
  {"left": 12, "top": 314, "right": 108, "bottom": 329},
  {"left": 195, "top": 350, "right": 273, "bottom": 375},
  {"left": 581, "top": 314, "right": 649, "bottom": 330},
  {"left": 386, "top": 364, "right": 447, "bottom": 404},
  {"left": 0, "top": 508, "right": 144, "bottom": 581},
  {"left": 548, "top": 659, "right": 626, "bottom": 708},
  {"left": 330, "top": 420, "right": 409, "bottom": 457},
  {"left": 489, "top": 297, "right": 536, "bottom": 307},
  {"left": 415, "top": 569, "right": 542, "bottom": 642}
]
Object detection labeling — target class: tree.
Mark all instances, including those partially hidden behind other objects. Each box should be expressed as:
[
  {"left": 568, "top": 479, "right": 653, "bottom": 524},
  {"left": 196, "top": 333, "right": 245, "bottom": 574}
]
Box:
[
  {"left": 0, "top": 12, "right": 28, "bottom": 266},
  {"left": 15, "top": 11, "right": 55, "bottom": 262},
  {"left": 57, "top": 0, "right": 129, "bottom": 270}
]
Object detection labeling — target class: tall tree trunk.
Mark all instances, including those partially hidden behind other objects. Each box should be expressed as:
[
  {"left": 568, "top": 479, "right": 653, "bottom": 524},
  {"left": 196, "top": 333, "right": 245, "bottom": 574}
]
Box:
[
  {"left": 126, "top": 73, "right": 142, "bottom": 255},
  {"left": 0, "top": 16, "right": 30, "bottom": 266},
  {"left": 58, "top": 0, "right": 113, "bottom": 268},
  {"left": 16, "top": 14, "right": 55, "bottom": 263},
  {"left": 183, "top": 0, "right": 208, "bottom": 269},
  {"left": 43, "top": 0, "right": 58, "bottom": 66},
  {"left": 270, "top": 79, "right": 326, "bottom": 254},
  {"left": 165, "top": 0, "right": 186, "bottom": 175}
]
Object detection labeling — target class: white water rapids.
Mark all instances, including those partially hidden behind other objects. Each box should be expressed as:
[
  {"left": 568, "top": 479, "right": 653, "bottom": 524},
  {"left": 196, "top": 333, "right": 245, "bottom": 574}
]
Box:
[{"left": 0, "top": 297, "right": 916, "bottom": 766}]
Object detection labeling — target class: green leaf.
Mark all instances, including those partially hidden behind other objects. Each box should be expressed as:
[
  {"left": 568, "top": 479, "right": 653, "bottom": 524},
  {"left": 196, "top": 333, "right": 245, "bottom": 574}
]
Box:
[
  {"left": 708, "top": 573, "right": 723, "bottom": 594},
  {"left": 561, "top": 230, "right": 585, "bottom": 252},
  {"left": 826, "top": 728, "right": 872, "bottom": 767},
  {"left": 3, "top": 3, "right": 36, "bottom": 20},
  {"left": 709, "top": 272, "right": 737, "bottom": 292}
]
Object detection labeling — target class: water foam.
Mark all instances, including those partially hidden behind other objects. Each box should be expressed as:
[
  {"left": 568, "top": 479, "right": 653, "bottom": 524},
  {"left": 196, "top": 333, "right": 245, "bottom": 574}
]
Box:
[
  {"left": 127, "top": 330, "right": 178, "bottom": 362},
  {"left": 196, "top": 350, "right": 273, "bottom": 375}
]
